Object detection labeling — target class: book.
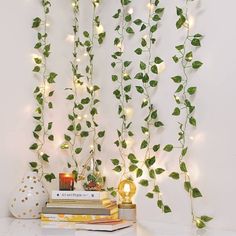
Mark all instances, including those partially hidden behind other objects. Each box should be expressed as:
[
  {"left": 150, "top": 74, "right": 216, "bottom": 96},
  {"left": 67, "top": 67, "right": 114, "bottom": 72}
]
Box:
[
  {"left": 42, "top": 205, "right": 118, "bottom": 215},
  {"left": 48, "top": 198, "right": 113, "bottom": 208},
  {"left": 75, "top": 219, "right": 133, "bottom": 231},
  {"left": 41, "top": 213, "right": 118, "bottom": 222},
  {"left": 51, "top": 191, "right": 108, "bottom": 200}
]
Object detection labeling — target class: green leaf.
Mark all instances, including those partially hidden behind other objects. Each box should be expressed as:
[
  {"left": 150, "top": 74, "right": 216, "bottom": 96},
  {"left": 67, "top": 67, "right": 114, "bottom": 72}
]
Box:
[
  {"left": 196, "top": 219, "right": 206, "bottom": 229},
  {"left": 135, "top": 48, "right": 142, "bottom": 55},
  {"left": 140, "top": 61, "right": 146, "bottom": 70},
  {"left": 29, "top": 143, "right": 38, "bottom": 150},
  {"left": 163, "top": 144, "right": 173, "bottom": 152},
  {"left": 176, "top": 7, "right": 183, "bottom": 16},
  {"left": 192, "top": 188, "right": 203, "bottom": 198},
  {"left": 141, "top": 38, "right": 147, "bottom": 47},
  {"left": 64, "top": 134, "right": 71, "bottom": 141},
  {"left": 171, "top": 76, "right": 182, "bottom": 83},
  {"left": 155, "top": 168, "right": 165, "bottom": 175},
  {"left": 192, "top": 61, "right": 203, "bottom": 69},
  {"left": 112, "top": 75, "right": 118, "bottom": 81},
  {"left": 98, "top": 131, "right": 105, "bottom": 138},
  {"left": 176, "top": 15, "right": 186, "bottom": 29},
  {"left": 154, "top": 121, "right": 164, "bottom": 128},
  {"left": 136, "top": 168, "right": 143, "bottom": 177},
  {"left": 153, "top": 185, "right": 160, "bottom": 193},
  {"left": 149, "top": 169, "right": 155, "bottom": 179},
  {"left": 75, "top": 148, "right": 82, "bottom": 154},
  {"left": 150, "top": 80, "right": 158, "bottom": 87},
  {"left": 32, "top": 17, "right": 41, "bottom": 28},
  {"left": 150, "top": 24, "right": 157, "bottom": 33},
  {"left": 187, "top": 87, "right": 197, "bottom": 95},
  {"left": 141, "top": 140, "right": 148, "bottom": 149},
  {"left": 113, "top": 165, "right": 122, "bottom": 172},
  {"left": 153, "top": 144, "right": 160, "bottom": 152},
  {"left": 134, "top": 19, "right": 142, "bottom": 25},
  {"left": 169, "top": 172, "right": 180, "bottom": 180},
  {"left": 67, "top": 94, "right": 74, "bottom": 100},
  {"left": 83, "top": 31, "right": 89, "bottom": 37},
  {"left": 176, "top": 44, "right": 184, "bottom": 51},
  {"left": 126, "top": 26, "right": 135, "bottom": 34},
  {"left": 44, "top": 173, "right": 56, "bottom": 183},
  {"left": 125, "top": 14, "right": 132, "bottom": 22},
  {"left": 151, "top": 65, "right": 158, "bottom": 74},
  {"left": 172, "top": 55, "right": 179, "bottom": 63},
  {"left": 139, "top": 179, "right": 149, "bottom": 186},
  {"left": 124, "top": 61, "right": 132, "bottom": 67},
  {"left": 135, "top": 86, "right": 144, "bottom": 93},
  {"left": 184, "top": 181, "right": 192, "bottom": 192},
  {"left": 176, "top": 84, "right": 183, "bottom": 93},
  {"left": 189, "top": 116, "right": 197, "bottom": 126},
  {"left": 157, "top": 200, "right": 163, "bottom": 208},
  {"left": 111, "top": 159, "right": 119, "bottom": 165},
  {"left": 81, "top": 131, "right": 89, "bottom": 137},
  {"left": 29, "top": 162, "right": 37, "bottom": 168},
  {"left": 172, "top": 107, "right": 180, "bottom": 116},
  {"left": 182, "top": 147, "right": 188, "bottom": 156},
  {"left": 129, "top": 164, "right": 138, "bottom": 172},
  {"left": 201, "top": 216, "right": 213, "bottom": 222},
  {"left": 191, "top": 38, "right": 201, "bottom": 46},
  {"left": 33, "top": 66, "right": 40, "bottom": 72},
  {"left": 154, "top": 57, "right": 163, "bottom": 64},
  {"left": 48, "top": 135, "right": 54, "bottom": 141},
  {"left": 41, "top": 153, "right": 49, "bottom": 162},
  {"left": 185, "top": 51, "right": 193, "bottom": 62},
  {"left": 164, "top": 205, "right": 172, "bottom": 213},
  {"left": 180, "top": 162, "right": 187, "bottom": 172},
  {"left": 146, "top": 192, "right": 154, "bottom": 198}
]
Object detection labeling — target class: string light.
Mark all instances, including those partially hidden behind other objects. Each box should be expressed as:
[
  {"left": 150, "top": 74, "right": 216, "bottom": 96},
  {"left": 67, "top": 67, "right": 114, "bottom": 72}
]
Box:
[
  {"left": 71, "top": 2, "right": 76, "bottom": 7},
  {"left": 46, "top": 23, "right": 50, "bottom": 28},
  {"left": 66, "top": 34, "right": 75, "bottom": 43},
  {"left": 123, "top": 72, "right": 129, "bottom": 77},
  {"left": 128, "top": 8, "right": 134, "bottom": 15},
  {"left": 78, "top": 116, "right": 82, "bottom": 120},
  {"left": 147, "top": 3, "right": 155, "bottom": 12},
  {"left": 83, "top": 114, "right": 88, "bottom": 119},
  {"left": 76, "top": 58, "right": 81, "bottom": 63},
  {"left": 31, "top": 54, "right": 41, "bottom": 61},
  {"left": 93, "top": 0, "right": 99, "bottom": 7},
  {"left": 157, "top": 62, "right": 166, "bottom": 73},
  {"left": 184, "top": 16, "right": 195, "bottom": 29},
  {"left": 143, "top": 35, "right": 148, "bottom": 40},
  {"left": 143, "top": 98, "right": 148, "bottom": 103},
  {"left": 145, "top": 131, "right": 149, "bottom": 135},
  {"left": 89, "top": 86, "right": 94, "bottom": 91},
  {"left": 124, "top": 107, "right": 132, "bottom": 115},
  {"left": 90, "top": 144, "right": 94, "bottom": 149},
  {"left": 116, "top": 42, "right": 124, "bottom": 52},
  {"left": 40, "top": 152, "right": 44, "bottom": 156},
  {"left": 96, "top": 24, "right": 104, "bottom": 34},
  {"left": 83, "top": 52, "right": 88, "bottom": 57}
]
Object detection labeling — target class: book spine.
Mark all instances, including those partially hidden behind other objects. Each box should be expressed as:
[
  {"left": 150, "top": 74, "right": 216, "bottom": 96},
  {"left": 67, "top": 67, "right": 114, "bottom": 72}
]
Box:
[
  {"left": 41, "top": 213, "right": 118, "bottom": 222},
  {"left": 51, "top": 191, "right": 105, "bottom": 200}
]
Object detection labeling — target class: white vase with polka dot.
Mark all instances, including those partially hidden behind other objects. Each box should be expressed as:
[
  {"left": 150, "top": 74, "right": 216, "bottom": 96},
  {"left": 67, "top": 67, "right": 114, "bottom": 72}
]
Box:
[{"left": 9, "top": 171, "right": 49, "bottom": 219}]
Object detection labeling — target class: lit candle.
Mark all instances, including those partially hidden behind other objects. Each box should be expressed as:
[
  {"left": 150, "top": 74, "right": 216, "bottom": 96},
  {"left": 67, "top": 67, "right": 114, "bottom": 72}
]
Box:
[{"left": 59, "top": 173, "right": 74, "bottom": 191}]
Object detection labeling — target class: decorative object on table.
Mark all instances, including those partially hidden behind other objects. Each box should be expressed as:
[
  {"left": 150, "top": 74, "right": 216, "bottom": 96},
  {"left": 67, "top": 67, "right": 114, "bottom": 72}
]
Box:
[
  {"left": 83, "top": 171, "right": 104, "bottom": 191},
  {"left": 9, "top": 171, "right": 48, "bottom": 219},
  {"left": 41, "top": 190, "right": 118, "bottom": 222},
  {"left": 118, "top": 179, "right": 136, "bottom": 222},
  {"left": 59, "top": 173, "right": 74, "bottom": 191}
]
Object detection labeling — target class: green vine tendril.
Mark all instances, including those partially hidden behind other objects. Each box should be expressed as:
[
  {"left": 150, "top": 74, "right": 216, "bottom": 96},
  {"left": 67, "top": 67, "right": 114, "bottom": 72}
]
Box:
[
  {"left": 110, "top": 0, "right": 136, "bottom": 195},
  {"left": 171, "top": 0, "right": 213, "bottom": 228},
  {"left": 29, "top": 0, "right": 57, "bottom": 183},
  {"left": 132, "top": 0, "right": 171, "bottom": 213}
]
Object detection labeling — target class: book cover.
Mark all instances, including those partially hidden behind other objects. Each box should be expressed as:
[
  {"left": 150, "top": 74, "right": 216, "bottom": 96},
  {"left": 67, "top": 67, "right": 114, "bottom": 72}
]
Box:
[
  {"left": 75, "top": 220, "right": 133, "bottom": 231},
  {"left": 51, "top": 191, "right": 108, "bottom": 200},
  {"left": 41, "top": 213, "right": 119, "bottom": 222},
  {"left": 42, "top": 205, "right": 118, "bottom": 215},
  {"left": 48, "top": 198, "right": 113, "bottom": 207}
]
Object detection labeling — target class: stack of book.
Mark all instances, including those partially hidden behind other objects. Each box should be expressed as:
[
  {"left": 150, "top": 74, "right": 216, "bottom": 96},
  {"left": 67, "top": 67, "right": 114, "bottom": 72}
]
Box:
[{"left": 41, "top": 190, "right": 119, "bottom": 222}]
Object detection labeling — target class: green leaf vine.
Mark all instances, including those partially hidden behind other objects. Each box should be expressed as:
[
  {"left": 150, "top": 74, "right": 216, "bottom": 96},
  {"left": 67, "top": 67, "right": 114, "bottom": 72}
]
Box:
[
  {"left": 171, "top": 0, "right": 212, "bottom": 228},
  {"left": 62, "top": 0, "right": 106, "bottom": 183},
  {"left": 61, "top": 0, "right": 86, "bottom": 182},
  {"left": 30, "top": 0, "right": 57, "bottom": 182},
  {"left": 111, "top": 0, "right": 136, "bottom": 181},
  {"left": 132, "top": 0, "right": 170, "bottom": 213},
  {"left": 81, "top": 0, "right": 106, "bottom": 176}
]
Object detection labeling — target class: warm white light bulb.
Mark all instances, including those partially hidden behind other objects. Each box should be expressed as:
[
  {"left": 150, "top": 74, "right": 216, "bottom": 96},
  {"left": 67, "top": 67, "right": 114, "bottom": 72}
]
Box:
[
  {"left": 145, "top": 131, "right": 149, "bottom": 135},
  {"left": 96, "top": 24, "right": 104, "bottom": 34},
  {"left": 90, "top": 86, "right": 94, "bottom": 91},
  {"left": 147, "top": 3, "right": 155, "bottom": 12},
  {"left": 90, "top": 144, "right": 94, "bottom": 149},
  {"left": 66, "top": 34, "right": 75, "bottom": 43},
  {"left": 143, "top": 98, "right": 148, "bottom": 102},
  {"left": 46, "top": 23, "right": 50, "bottom": 27},
  {"left": 83, "top": 114, "right": 88, "bottom": 119},
  {"left": 124, "top": 183, "right": 131, "bottom": 194},
  {"left": 78, "top": 116, "right": 82, "bottom": 120},
  {"left": 72, "top": 2, "right": 76, "bottom": 7},
  {"left": 128, "top": 8, "right": 134, "bottom": 15},
  {"left": 40, "top": 152, "right": 44, "bottom": 156},
  {"left": 76, "top": 58, "right": 81, "bottom": 63},
  {"left": 83, "top": 53, "right": 88, "bottom": 57},
  {"left": 157, "top": 62, "right": 166, "bottom": 73},
  {"left": 143, "top": 35, "right": 148, "bottom": 40},
  {"left": 123, "top": 72, "right": 129, "bottom": 77}
]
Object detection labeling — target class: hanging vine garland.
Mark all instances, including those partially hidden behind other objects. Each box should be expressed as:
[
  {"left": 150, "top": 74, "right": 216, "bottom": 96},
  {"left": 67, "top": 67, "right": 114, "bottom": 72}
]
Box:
[
  {"left": 29, "top": 0, "right": 57, "bottom": 182},
  {"left": 61, "top": 0, "right": 85, "bottom": 182},
  {"left": 110, "top": 0, "right": 137, "bottom": 187},
  {"left": 79, "top": 0, "right": 106, "bottom": 185},
  {"left": 171, "top": 0, "right": 212, "bottom": 228},
  {"left": 132, "top": 0, "right": 171, "bottom": 213}
]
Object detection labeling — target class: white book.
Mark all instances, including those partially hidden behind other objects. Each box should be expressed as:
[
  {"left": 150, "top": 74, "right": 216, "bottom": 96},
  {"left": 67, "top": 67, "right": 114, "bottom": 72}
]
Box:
[
  {"left": 51, "top": 191, "right": 108, "bottom": 200},
  {"left": 75, "top": 220, "right": 133, "bottom": 232}
]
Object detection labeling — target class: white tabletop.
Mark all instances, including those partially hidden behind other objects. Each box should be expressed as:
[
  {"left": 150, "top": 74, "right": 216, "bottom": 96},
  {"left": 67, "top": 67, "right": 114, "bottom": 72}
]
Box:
[{"left": 0, "top": 217, "right": 235, "bottom": 236}]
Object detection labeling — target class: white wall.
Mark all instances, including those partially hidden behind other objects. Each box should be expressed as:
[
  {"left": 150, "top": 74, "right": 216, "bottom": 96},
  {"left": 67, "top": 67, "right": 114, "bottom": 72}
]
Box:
[{"left": 0, "top": 0, "right": 236, "bottom": 231}]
